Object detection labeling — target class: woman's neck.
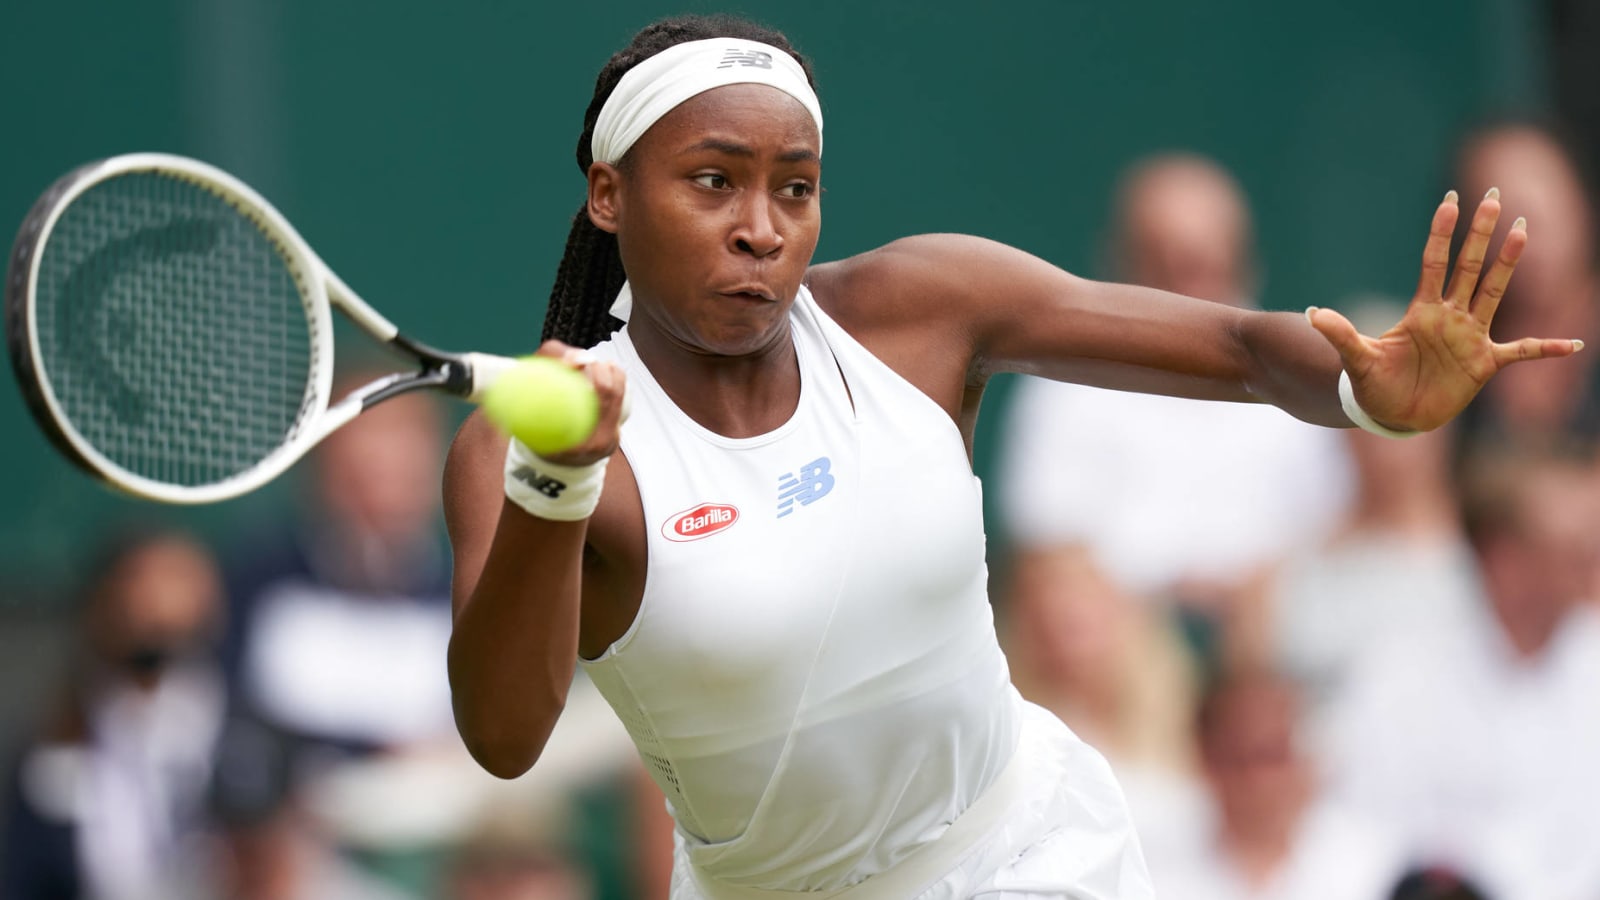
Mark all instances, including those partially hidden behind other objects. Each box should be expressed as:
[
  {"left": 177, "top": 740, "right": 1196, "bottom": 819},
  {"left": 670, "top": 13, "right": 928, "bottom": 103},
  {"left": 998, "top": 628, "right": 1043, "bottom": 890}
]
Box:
[{"left": 630, "top": 318, "right": 802, "bottom": 438}]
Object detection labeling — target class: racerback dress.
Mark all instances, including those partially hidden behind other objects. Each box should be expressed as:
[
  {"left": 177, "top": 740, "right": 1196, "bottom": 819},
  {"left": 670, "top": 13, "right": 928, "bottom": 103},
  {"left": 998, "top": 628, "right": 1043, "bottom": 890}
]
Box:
[{"left": 581, "top": 284, "right": 1018, "bottom": 891}]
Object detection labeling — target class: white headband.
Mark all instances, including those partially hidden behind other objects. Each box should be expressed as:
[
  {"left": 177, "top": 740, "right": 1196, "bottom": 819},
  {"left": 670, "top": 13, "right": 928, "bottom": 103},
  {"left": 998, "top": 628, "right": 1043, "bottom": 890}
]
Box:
[{"left": 591, "top": 37, "right": 823, "bottom": 166}]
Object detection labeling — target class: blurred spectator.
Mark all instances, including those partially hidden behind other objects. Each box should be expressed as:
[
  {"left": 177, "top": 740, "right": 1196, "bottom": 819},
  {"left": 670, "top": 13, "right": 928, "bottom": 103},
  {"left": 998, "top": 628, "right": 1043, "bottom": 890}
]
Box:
[
  {"left": 998, "top": 544, "right": 1207, "bottom": 861},
  {"left": 1388, "top": 867, "right": 1492, "bottom": 900},
  {"left": 206, "top": 711, "right": 415, "bottom": 900},
  {"left": 438, "top": 744, "right": 598, "bottom": 900},
  {"left": 220, "top": 381, "right": 454, "bottom": 759},
  {"left": 446, "top": 839, "right": 591, "bottom": 900},
  {"left": 212, "top": 379, "right": 669, "bottom": 898},
  {"left": 1450, "top": 120, "right": 1600, "bottom": 454},
  {"left": 1, "top": 529, "right": 225, "bottom": 900},
  {"left": 1147, "top": 668, "right": 1404, "bottom": 899},
  {"left": 1549, "top": 0, "right": 1600, "bottom": 219},
  {"left": 211, "top": 379, "right": 459, "bottom": 895},
  {"left": 998, "top": 153, "right": 1353, "bottom": 633},
  {"left": 1227, "top": 299, "right": 1482, "bottom": 754},
  {"left": 1323, "top": 447, "right": 1600, "bottom": 900}
]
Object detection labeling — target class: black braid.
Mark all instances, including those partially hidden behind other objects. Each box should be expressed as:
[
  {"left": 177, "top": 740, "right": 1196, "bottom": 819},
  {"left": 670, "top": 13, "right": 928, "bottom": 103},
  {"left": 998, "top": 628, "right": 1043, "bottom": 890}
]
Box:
[{"left": 541, "top": 15, "right": 817, "bottom": 348}]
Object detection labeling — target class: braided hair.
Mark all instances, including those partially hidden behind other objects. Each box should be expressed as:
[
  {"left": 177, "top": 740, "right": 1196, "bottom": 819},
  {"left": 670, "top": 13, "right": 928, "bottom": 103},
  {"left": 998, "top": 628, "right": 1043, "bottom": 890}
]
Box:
[{"left": 541, "top": 15, "right": 817, "bottom": 348}]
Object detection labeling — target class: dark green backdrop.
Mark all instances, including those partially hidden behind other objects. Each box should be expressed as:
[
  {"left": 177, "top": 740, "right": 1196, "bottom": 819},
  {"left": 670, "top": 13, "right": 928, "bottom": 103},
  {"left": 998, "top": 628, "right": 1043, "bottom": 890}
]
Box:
[{"left": 0, "top": 0, "right": 1547, "bottom": 600}]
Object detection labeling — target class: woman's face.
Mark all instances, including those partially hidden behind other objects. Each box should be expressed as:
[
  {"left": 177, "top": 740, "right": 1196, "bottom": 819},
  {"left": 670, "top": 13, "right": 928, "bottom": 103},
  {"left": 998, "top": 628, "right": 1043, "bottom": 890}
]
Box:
[{"left": 590, "top": 82, "right": 822, "bottom": 358}]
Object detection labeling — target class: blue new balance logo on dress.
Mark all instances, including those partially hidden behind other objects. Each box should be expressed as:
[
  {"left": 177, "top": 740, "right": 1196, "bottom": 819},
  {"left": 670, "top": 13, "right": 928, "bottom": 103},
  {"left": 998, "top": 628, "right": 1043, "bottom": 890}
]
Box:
[{"left": 777, "top": 457, "right": 835, "bottom": 518}]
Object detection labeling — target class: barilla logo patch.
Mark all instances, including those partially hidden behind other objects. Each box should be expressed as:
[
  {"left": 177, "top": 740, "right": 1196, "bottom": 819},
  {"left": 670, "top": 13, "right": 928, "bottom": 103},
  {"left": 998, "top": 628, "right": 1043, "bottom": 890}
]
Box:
[{"left": 663, "top": 503, "right": 740, "bottom": 542}]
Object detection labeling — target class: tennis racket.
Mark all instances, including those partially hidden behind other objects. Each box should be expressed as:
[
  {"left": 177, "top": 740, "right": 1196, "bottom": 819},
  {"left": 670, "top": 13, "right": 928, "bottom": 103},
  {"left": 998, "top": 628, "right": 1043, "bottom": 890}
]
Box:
[{"left": 5, "top": 152, "right": 525, "bottom": 504}]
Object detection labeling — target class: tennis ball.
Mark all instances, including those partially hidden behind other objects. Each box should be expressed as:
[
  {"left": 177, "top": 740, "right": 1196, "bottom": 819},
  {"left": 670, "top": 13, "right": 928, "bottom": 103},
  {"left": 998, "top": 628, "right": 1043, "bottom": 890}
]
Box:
[{"left": 480, "top": 356, "right": 600, "bottom": 456}]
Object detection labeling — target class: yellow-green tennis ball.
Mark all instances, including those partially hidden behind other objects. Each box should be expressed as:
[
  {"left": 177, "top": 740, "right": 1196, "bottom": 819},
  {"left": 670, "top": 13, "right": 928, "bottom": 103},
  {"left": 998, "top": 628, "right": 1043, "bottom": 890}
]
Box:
[{"left": 480, "top": 356, "right": 600, "bottom": 456}]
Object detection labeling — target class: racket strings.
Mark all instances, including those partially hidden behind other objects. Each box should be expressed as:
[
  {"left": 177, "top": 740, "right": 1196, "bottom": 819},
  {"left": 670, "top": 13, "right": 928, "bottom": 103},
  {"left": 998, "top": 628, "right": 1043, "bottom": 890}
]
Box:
[{"left": 33, "top": 172, "right": 318, "bottom": 488}]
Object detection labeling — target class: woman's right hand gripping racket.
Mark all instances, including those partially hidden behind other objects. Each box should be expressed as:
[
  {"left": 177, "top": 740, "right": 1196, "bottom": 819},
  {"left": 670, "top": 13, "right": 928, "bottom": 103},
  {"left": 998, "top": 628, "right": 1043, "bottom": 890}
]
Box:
[{"left": 5, "top": 153, "right": 597, "bottom": 504}]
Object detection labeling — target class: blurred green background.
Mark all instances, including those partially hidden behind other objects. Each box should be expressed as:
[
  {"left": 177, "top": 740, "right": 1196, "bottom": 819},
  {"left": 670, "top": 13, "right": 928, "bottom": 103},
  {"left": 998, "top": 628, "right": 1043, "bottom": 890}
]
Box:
[{"left": 0, "top": 0, "right": 1547, "bottom": 601}]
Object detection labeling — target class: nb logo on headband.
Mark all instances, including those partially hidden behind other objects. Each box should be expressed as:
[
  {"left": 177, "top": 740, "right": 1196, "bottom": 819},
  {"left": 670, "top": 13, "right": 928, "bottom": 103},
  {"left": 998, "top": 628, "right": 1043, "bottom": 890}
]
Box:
[{"left": 718, "top": 48, "right": 773, "bottom": 69}]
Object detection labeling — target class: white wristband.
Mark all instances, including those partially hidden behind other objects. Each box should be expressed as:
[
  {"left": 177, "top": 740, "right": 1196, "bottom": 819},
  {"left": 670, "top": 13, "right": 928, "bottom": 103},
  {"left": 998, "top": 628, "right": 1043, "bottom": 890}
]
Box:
[
  {"left": 503, "top": 438, "right": 610, "bottom": 521},
  {"left": 1338, "top": 370, "right": 1419, "bottom": 439}
]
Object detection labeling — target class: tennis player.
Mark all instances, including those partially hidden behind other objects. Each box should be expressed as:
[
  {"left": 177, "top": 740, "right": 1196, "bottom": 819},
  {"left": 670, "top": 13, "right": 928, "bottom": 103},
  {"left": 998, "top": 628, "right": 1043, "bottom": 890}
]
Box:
[{"left": 442, "top": 15, "right": 1579, "bottom": 899}]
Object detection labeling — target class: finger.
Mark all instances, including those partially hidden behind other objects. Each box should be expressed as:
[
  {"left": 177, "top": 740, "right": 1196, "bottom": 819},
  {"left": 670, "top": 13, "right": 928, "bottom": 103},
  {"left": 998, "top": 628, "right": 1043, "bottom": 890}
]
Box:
[
  {"left": 1492, "top": 336, "right": 1586, "bottom": 367},
  {"left": 1305, "top": 306, "right": 1373, "bottom": 367},
  {"left": 536, "top": 338, "right": 576, "bottom": 361},
  {"left": 535, "top": 339, "right": 599, "bottom": 370},
  {"left": 586, "top": 362, "right": 629, "bottom": 453},
  {"left": 1471, "top": 216, "right": 1527, "bottom": 327},
  {"left": 1444, "top": 187, "right": 1502, "bottom": 308},
  {"left": 1416, "top": 190, "right": 1460, "bottom": 301},
  {"left": 588, "top": 362, "right": 627, "bottom": 418},
  {"left": 543, "top": 362, "right": 626, "bottom": 464}
]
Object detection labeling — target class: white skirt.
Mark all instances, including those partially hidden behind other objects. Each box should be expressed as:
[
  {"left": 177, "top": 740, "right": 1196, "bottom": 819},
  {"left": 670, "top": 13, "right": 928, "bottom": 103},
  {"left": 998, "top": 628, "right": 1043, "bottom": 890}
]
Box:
[{"left": 671, "top": 696, "right": 1154, "bottom": 900}]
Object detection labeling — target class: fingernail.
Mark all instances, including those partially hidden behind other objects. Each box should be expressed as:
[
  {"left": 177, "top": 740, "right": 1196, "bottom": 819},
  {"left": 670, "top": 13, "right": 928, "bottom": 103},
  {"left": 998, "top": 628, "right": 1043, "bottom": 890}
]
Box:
[
  {"left": 568, "top": 349, "right": 597, "bottom": 367},
  {"left": 1513, "top": 216, "right": 1527, "bottom": 231},
  {"left": 1305, "top": 306, "right": 1318, "bottom": 325},
  {"left": 1575, "top": 339, "right": 1586, "bottom": 352},
  {"left": 1485, "top": 186, "right": 1500, "bottom": 201},
  {"left": 1444, "top": 189, "right": 1458, "bottom": 204}
]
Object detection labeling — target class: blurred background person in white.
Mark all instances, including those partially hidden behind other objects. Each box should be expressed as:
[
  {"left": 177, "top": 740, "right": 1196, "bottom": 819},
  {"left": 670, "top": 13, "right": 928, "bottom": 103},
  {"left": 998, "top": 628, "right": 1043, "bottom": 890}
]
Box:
[
  {"left": 440, "top": 784, "right": 597, "bottom": 900},
  {"left": 1225, "top": 298, "right": 1481, "bottom": 755},
  {"left": 998, "top": 152, "right": 1354, "bottom": 660},
  {"left": 206, "top": 713, "right": 413, "bottom": 900},
  {"left": 212, "top": 373, "right": 667, "bottom": 899},
  {"left": 1449, "top": 120, "right": 1600, "bottom": 454},
  {"left": 212, "top": 376, "right": 474, "bottom": 897},
  {"left": 998, "top": 544, "right": 1206, "bottom": 864},
  {"left": 1147, "top": 667, "right": 1404, "bottom": 900},
  {"left": 1, "top": 529, "right": 226, "bottom": 900},
  {"left": 219, "top": 375, "right": 456, "bottom": 761},
  {"left": 1386, "top": 867, "right": 1492, "bottom": 900},
  {"left": 1322, "top": 447, "right": 1600, "bottom": 900}
]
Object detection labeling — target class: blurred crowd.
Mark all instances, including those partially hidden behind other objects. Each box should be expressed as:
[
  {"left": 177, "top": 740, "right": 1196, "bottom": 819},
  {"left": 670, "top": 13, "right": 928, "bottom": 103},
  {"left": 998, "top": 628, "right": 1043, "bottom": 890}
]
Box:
[
  {"left": 0, "top": 386, "right": 671, "bottom": 900},
  {"left": 4, "top": 116, "right": 1600, "bottom": 900},
  {"left": 998, "top": 120, "right": 1600, "bottom": 900}
]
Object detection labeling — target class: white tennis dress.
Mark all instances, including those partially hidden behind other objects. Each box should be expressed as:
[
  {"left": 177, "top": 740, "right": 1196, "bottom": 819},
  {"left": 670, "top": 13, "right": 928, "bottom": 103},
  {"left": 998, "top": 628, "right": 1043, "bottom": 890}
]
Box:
[{"left": 580, "top": 286, "right": 1152, "bottom": 899}]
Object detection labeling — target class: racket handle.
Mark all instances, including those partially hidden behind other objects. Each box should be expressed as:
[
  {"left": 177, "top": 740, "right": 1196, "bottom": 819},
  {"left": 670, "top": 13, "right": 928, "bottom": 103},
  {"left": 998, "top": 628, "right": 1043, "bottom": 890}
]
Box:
[{"left": 462, "top": 352, "right": 520, "bottom": 403}]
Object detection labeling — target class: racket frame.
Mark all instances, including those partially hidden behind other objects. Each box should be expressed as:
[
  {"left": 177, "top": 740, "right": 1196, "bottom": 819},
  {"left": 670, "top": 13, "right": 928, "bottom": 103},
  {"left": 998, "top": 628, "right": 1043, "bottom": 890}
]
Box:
[{"left": 6, "top": 153, "right": 517, "bottom": 504}]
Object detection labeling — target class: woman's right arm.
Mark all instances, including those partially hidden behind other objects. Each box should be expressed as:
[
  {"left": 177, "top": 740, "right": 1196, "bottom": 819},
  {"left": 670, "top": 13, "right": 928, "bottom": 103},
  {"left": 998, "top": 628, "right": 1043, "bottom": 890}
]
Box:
[
  {"left": 442, "top": 350, "right": 628, "bottom": 779},
  {"left": 442, "top": 412, "right": 585, "bottom": 778}
]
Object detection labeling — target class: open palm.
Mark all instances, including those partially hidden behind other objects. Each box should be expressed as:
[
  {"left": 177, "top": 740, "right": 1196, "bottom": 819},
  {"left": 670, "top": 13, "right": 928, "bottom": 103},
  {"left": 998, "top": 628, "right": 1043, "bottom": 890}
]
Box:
[{"left": 1306, "top": 189, "right": 1582, "bottom": 433}]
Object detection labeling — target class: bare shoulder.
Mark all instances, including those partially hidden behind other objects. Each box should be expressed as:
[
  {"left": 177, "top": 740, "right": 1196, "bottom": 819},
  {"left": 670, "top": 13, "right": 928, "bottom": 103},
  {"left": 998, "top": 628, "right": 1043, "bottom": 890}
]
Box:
[
  {"left": 807, "top": 233, "right": 1029, "bottom": 325},
  {"left": 804, "top": 234, "right": 1050, "bottom": 421}
]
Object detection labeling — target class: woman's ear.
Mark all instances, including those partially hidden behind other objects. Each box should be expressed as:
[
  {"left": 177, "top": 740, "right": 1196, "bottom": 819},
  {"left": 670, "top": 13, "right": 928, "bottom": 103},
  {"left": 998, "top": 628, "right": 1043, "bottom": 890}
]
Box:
[{"left": 587, "top": 162, "right": 622, "bottom": 234}]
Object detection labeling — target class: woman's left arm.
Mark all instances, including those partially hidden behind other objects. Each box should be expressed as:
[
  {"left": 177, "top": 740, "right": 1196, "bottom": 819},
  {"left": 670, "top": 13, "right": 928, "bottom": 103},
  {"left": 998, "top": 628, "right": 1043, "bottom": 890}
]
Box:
[{"left": 941, "top": 188, "right": 1580, "bottom": 431}]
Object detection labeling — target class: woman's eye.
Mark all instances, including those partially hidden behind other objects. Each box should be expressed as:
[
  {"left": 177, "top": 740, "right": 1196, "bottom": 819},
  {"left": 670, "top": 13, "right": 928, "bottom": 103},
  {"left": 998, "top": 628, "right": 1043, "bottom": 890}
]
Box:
[
  {"left": 693, "top": 174, "right": 728, "bottom": 189},
  {"left": 781, "top": 183, "right": 814, "bottom": 199}
]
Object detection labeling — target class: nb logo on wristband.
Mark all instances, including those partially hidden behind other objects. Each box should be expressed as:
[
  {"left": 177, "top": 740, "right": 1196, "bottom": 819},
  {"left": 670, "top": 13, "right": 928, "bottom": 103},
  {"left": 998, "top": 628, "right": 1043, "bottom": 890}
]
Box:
[
  {"left": 718, "top": 48, "right": 773, "bottom": 69},
  {"left": 511, "top": 465, "right": 568, "bottom": 499}
]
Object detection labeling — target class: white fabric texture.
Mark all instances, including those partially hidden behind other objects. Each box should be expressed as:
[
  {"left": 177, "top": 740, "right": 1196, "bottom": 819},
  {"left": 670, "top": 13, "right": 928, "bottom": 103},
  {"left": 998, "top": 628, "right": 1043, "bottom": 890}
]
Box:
[
  {"left": 243, "top": 581, "right": 454, "bottom": 746},
  {"left": 503, "top": 438, "right": 610, "bottom": 521},
  {"left": 1323, "top": 604, "right": 1600, "bottom": 900},
  {"left": 591, "top": 37, "right": 823, "bottom": 166},
  {"left": 1265, "top": 530, "right": 1481, "bottom": 757},
  {"left": 70, "top": 668, "right": 224, "bottom": 900},
  {"left": 670, "top": 700, "right": 1152, "bottom": 900},
  {"left": 1145, "top": 801, "right": 1405, "bottom": 900},
  {"left": 1338, "top": 369, "right": 1418, "bottom": 438},
  {"left": 579, "top": 287, "right": 1150, "bottom": 895},
  {"left": 998, "top": 376, "right": 1354, "bottom": 598}
]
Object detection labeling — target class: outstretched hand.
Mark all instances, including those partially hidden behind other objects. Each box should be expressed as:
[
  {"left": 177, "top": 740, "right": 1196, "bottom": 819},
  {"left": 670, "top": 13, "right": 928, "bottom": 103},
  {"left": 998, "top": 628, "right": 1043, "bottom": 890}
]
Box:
[{"left": 1305, "top": 189, "right": 1583, "bottom": 433}]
